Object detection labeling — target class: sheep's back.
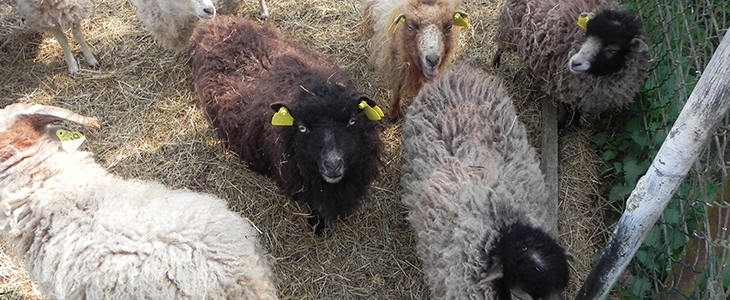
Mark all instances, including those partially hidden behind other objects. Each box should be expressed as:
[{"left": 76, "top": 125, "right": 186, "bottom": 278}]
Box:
[
  {"left": 401, "top": 64, "right": 553, "bottom": 298},
  {"left": 15, "top": 0, "right": 93, "bottom": 30},
  {"left": 14, "top": 152, "right": 275, "bottom": 299},
  {"left": 190, "top": 15, "right": 359, "bottom": 189}
]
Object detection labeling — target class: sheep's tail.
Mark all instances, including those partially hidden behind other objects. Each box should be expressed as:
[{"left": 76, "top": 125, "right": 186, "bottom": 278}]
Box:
[{"left": 3, "top": 103, "right": 100, "bottom": 129}]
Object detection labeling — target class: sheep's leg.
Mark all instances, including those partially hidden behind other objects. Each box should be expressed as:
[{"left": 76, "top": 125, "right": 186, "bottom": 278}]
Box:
[
  {"left": 46, "top": 26, "right": 80, "bottom": 76},
  {"left": 387, "top": 87, "right": 402, "bottom": 121},
  {"left": 306, "top": 210, "right": 326, "bottom": 235},
  {"left": 492, "top": 48, "right": 503, "bottom": 68},
  {"left": 258, "top": 0, "right": 269, "bottom": 20},
  {"left": 71, "top": 21, "right": 100, "bottom": 70}
]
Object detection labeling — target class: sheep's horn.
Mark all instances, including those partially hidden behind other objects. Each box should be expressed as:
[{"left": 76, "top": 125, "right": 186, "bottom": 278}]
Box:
[{"left": 21, "top": 104, "right": 100, "bottom": 129}]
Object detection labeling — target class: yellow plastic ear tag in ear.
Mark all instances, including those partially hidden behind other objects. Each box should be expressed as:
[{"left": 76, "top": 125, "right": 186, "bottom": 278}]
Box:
[
  {"left": 388, "top": 15, "right": 406, "bottom": 33},
  {"left": 56, "top": 129, "right": 86, "bottom": 153},
  {"left": 577, "top": 12, "right": 594, "bottom": 30},
  {"left": 453, "top": 13, "right": 469, "bottom": 27},
  {"left": 271, "top": 107, "right": 295, "bottom": 126},
  {"left": 359, "top": 101, "right": 385, "bottom": 121}
]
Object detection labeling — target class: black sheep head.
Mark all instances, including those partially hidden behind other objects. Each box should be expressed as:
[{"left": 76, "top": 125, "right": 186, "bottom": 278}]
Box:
[
  {"left": 568, "top": 9, "right": 649, "bottom": 76},
  {"left": 486, "top": 221, "right": 571, "bottom": 300},
  {"left": 270, "top": 83, "right": 381, "bottom": 184}
]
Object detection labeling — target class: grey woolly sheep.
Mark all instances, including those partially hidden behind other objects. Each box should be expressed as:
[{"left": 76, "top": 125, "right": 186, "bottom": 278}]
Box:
[
  {"left": 493, "top": 0, "right": 650, "bottom": 118},
  {"left": 0, "top": 103, "right": 278, "bottom": 300},
  {"left": 190, "top": 16, "right": 384, "bottom": 234},
  {"left": 129, "top": 0, "right": 269, "bottom": 50},
  {"left": 400, "top": 64, "right": 570, "bottom": 299},
  {"left": 13, "top": 0, "right": 100, "bottom": 75},
  {"left": 361, "top": 0, "right": 469, "bottom": 120}
]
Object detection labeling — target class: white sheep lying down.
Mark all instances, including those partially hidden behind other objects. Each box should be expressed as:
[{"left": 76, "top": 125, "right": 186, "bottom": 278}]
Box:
[
  {"left": 0, "top": 103, "right": 277, "bottom": 300},
  {"left": 400, "top": 64, "right": 570, "bottom": 299}
]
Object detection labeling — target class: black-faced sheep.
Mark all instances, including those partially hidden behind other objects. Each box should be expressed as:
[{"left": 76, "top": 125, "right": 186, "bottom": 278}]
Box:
[
  {"left": 0, "top": 103, "right": 278, "bottom": 300},
  {"left": 129, "top": 0, "right": 269, "bottom": 50},
  {"left": 493, "top": 0, "right": 650, "bottom": 118},
  {"left": 400, "top": 64, "right": 570, "bottom": 299},
  {"left": 13, "top": 0, "right": 100, "bottom": 75},
  {"left": 361, "top": 0, "right": 469, "bottom": 120},
  {"left": 190, "top": 15, "right": 384, "bottom": 234}
]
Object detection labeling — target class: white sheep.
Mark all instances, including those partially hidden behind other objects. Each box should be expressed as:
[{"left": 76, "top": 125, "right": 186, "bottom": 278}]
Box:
[
  {"left": 13, "top": 0, "right": 100, "bottom": 75},
  {"left": 0, "top": 103, "right": 278, "bottom": 300},
  {"left": 400, "top": 64, "right": 570, "bottom": 299},
  {"left": 493, "top": 0, "right": 650, "bottom": 118},
  {"left": 129, "top": 0, "right": 269, "bottom": 50}
]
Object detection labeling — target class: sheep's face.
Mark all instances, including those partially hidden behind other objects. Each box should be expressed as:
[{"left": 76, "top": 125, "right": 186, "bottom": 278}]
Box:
[
  {"left": 394, "top": 0, "right": 467, "bottom": 79},
  {"left": 271, "top": 85, "right": 379, "bottom": 184},
  {"left": 190, "top": 0, "right": 216, "bottom": 19},
  {"left": 568, "top": 9, "right": 648, "bottom": 75},
  {"left": 487, "top": 222, "right": 570, "bottom": 300}
]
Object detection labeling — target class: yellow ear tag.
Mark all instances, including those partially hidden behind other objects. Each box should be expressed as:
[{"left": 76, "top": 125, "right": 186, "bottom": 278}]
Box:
[
  {"left": 271, "top": 107, "right": 295, "bottom": 126},
  {"left": 453, "top": 13, "right": 469, "bottom": 27},
  {"left": 55, "top": 129, "right": 86, "bottom": 153},
  {"left": 359, "top": 101, "right": 385, "bottom": 121},
  {"left": 577, "top": 13, "right": 594, "bottom": 30},
  {"left": 388, "top": 15, "right": 406, "bottom": 33}
]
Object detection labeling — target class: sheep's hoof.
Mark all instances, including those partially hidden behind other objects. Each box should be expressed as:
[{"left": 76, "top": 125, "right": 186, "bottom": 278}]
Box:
[
  {"left": 492, "top": 49, "right": 503, "bottom": 68},
  {"left": 307, "top": 214, "right": 327, "bottom": 236}
]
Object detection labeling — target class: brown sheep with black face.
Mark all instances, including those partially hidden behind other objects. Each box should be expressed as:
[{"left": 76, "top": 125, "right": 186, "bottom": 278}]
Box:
[
  {"left": 190, "top": 16, "right": 384, "bottom": 235},
  {"left": 361, "top": 0, "right": 468, "bottom": 120}
]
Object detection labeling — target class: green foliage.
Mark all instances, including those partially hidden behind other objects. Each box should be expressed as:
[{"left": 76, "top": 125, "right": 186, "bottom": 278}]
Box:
[{"left": 595, "top": 0, "right": 730, "bottom": 298}]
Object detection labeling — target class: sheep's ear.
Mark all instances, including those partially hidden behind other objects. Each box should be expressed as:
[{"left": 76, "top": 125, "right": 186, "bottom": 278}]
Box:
[
  {"left": 577, "top": 12, "right": 594, "bottom": 30},
  {"left": 388, "top": 14, "right": 406, "bottom": 33},
  {"left": 270, "top": 103, "right": 295, "bottom": 126},
  {"left": 356, "top": 95, "right": 384, "bottom": 121},
  {"left": 631, "top": 38, "right": 650, "bottom": 53},
  {"left": 453, "top": 12, "right": 469, "bottom": 27}
]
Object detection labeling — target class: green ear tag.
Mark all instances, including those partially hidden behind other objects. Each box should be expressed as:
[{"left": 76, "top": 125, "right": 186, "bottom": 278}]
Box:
[
  {"left": 388, "top": 15, "right": 406, "bottom": 33},
  {"left": 56, "top": 129, "right": 86, "bottom": 153},
  {"left": 271, "top": 107, "right": 295, "bottom": 126},
  {"left": 577, "top": 13, "right": 594, "bottom": 30},
  {"left": 453, "top": 13, "right": 469, "bottom": 27},
  {"left": 359, "top": 101, "right": 385, "bottom": 121}
]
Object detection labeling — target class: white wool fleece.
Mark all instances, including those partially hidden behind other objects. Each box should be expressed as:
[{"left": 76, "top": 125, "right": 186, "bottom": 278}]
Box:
[{"left": 1, "top": 116, "right": 277, "bottom": 299}]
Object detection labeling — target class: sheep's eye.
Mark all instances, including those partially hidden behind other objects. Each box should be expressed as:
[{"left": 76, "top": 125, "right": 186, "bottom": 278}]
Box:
[
  {"left": 407, "top": 22, "right": 415, "bottom": 31},
  {"left": 298, "top": 125, "right": 308, "bottom": 132},
  {"left": 605, "top": 46, "right": 620, "bottom": 56},
  {"left": 348, "top": 117, "right": 356, "bottom": 126},
  {"left": 445, "top": 23, "right": 453, "bottom": 30}
]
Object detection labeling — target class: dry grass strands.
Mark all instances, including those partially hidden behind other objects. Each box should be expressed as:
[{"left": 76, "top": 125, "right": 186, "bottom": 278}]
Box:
[{"left": 0, "top": 0, "right": 607, "bottom": 298}]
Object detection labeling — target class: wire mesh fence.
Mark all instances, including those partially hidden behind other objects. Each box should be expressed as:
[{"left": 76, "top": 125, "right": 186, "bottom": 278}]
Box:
[{"left": 594, "top": 0, "right": 729, "bottom": 298}]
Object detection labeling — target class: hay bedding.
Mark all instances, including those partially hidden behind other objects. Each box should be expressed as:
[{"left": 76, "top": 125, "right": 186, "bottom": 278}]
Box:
[{"left": 0, "top": 0, "right": 608, "bottom": 298}]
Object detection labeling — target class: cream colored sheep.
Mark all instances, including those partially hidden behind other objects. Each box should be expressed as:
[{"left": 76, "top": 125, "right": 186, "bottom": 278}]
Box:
[
  {"left": 129, "top": 0, "right": 269, "bottom": 50},
  {"left": 14, "top": 0, "right": 100, "bottom": 75},
  {"left": 0, "top": 103, "right": 278, "bottom": 300}
]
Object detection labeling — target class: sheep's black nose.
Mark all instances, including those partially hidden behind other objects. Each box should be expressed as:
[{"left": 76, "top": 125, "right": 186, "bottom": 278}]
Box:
[
  {"left": 425, "top": 54, "right": 440, "bottom": 68},
  {"left": 324, "top": 157, "right": 343, "bottom": 173},
  {"left": 203, "top": 8, "right": 214, "bottom": 15},
  {"left": 571, "top": 61, "right": 583, "bottom": 69}
]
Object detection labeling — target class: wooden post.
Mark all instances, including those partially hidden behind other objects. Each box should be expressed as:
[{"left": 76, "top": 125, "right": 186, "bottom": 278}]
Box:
[
  {"left": 541, "top": 96, "right": 559, "bottom": 233},
  {"left": 576, "top": 29, "right": 730, "bottom": 300}
]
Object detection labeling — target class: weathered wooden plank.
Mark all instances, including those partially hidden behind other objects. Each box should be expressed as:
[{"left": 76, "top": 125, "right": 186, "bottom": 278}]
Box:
[{"left": 541, "top": 96, "right": 560, "bottom": 233}]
